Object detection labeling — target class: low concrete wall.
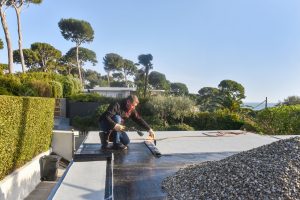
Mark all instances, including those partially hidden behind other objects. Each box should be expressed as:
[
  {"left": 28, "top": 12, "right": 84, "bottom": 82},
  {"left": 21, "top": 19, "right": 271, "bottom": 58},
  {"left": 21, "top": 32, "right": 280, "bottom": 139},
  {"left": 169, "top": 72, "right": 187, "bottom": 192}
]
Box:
[{"left": 0, "top": 151, "right": 50, "bottom": 200}]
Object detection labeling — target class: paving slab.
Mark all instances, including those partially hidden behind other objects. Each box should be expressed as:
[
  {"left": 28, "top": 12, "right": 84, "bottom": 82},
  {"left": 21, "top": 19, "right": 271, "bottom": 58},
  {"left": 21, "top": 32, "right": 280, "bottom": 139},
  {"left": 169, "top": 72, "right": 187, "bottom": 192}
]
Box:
[
  {"left": 154, "top": 131, "right": 278, "bottom": 155},
  {"left": 50, "top": 161, "right": 107, "bottom": 200}
]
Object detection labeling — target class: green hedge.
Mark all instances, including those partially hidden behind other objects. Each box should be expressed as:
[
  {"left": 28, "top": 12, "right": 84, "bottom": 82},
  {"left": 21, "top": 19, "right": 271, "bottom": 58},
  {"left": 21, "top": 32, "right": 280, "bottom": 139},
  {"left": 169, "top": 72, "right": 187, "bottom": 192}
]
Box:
[
  {"left": 0, "top": 72, "right": 81, "bottom": 98},
  {"left": 185, "top": 112, "right": 244, "bottom": 130},
  {"left": 0, "top": 95, "right": 55, "bottom": 180},
  {"left": 166, "top": 123, "right": 195, "bottom": 131},
  {"left": 49, "top": 81, "right": 63, "bottom": 98},
  {"left": 0, "top": 75, "right": 22, "bottom": 95},
  {"left": 256, "top": 105, "right": 300, "bottom": 134},
  {"left": 68, "top": 93, "right": 116, "bottom": 104}
]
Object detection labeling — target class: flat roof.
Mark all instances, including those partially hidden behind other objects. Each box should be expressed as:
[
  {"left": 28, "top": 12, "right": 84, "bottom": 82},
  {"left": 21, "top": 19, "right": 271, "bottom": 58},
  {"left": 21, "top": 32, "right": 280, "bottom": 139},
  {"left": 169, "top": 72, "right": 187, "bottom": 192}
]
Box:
[
  {"left": 48, "top": 131, "right": 296, "bottom": 199},
  {"left": 89, "top": 87, "right": 136, "bottom": 91}
]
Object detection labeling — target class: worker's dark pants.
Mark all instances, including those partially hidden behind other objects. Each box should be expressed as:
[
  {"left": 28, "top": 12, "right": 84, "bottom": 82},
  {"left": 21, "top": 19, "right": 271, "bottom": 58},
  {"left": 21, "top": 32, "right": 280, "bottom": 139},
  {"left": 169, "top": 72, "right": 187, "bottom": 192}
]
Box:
[{"left": 100, "top": 115, "right": 130, "bottom": 146}]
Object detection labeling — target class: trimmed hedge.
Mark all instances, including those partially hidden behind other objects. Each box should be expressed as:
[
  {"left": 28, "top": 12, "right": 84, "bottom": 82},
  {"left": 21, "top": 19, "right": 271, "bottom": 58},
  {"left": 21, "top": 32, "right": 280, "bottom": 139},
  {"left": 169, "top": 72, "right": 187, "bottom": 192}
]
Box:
[
  {"left": 0, "top": 95, "right": 55, "bottom": 180},
  {"left": 256, "top": 105, "right": 300, "bottom": 134},
  {"left": 68, "top": 93, "right": 116, "bottom": 104}
]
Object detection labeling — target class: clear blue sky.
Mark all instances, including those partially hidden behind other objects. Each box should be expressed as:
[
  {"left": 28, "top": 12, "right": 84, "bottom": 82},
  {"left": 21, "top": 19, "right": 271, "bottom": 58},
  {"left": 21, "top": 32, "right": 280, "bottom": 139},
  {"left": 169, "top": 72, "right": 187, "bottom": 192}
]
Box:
[{"left": 1, "top": 0, "right": 300, "bottom": 102}]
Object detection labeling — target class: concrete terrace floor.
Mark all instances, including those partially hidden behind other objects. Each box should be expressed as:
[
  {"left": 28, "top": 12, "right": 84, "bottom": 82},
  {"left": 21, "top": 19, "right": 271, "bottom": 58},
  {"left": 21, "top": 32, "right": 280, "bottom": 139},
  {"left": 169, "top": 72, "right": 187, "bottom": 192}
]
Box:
[{"left": 28, "top": 131, "right": 298, "bottom": 200}]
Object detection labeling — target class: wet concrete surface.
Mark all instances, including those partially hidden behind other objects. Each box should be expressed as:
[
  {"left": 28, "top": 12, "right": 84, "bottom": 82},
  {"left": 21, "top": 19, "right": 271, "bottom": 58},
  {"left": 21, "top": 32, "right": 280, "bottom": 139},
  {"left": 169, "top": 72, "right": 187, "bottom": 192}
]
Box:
[{"left": 113, "top": 142, "right": 236, "bottom": 200}]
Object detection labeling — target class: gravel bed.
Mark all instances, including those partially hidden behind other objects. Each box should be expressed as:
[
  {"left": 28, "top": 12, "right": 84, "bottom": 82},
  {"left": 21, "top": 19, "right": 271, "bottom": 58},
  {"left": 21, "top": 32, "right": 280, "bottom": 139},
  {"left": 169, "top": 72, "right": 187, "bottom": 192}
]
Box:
[{"left": 162, "top": 137, "right": 300, "bottom": 200}]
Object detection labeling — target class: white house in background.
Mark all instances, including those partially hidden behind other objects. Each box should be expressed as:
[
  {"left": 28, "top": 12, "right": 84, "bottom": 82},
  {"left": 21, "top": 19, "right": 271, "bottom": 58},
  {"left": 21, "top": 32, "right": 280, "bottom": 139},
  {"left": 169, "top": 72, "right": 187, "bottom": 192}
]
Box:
[{"left": 84, "top": 87, "right": 137, "bottom": 98}]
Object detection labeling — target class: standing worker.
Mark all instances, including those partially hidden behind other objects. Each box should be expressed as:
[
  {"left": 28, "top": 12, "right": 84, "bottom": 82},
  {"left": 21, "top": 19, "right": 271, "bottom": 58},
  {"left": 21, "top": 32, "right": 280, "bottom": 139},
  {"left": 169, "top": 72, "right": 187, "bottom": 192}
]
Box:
[{"left": 99, "top": 95, "right": 155, "bottom": 150}]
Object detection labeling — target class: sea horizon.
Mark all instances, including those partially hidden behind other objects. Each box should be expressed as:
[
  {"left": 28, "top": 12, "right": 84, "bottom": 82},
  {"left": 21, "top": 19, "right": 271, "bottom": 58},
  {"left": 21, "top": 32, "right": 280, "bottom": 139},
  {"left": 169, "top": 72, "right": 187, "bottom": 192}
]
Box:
[{"left": 242, "top": 102, "right": 277, "bottom": 110}]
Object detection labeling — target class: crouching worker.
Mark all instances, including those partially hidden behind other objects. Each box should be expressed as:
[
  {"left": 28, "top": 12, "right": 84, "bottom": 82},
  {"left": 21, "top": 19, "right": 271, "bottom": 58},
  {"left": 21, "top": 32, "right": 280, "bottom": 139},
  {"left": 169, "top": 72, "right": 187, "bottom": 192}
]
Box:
[{"left": 99, "top": 95, "right": 155, "bottom": 150}]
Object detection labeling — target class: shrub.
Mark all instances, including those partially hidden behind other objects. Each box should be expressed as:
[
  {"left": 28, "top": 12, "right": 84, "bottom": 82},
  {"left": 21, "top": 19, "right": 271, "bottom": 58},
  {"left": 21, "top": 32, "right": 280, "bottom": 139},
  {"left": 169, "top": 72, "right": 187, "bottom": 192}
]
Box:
[
  {"left": 145, "top": 95, "right": 197, "bottom": 126},
  {"left": 166, "top": 123, "right": 195, "bottom": 131},
  {"left": 68, "top": 93, "right": 115, "bottom": 104},
  {"left": 256, "top": 105, "right": 300, "bottom": 134},
  {"left": 185, "top": 112, "right": 244, "bottom": 130},
  {"left": 1, "top": 72, "right": 82, "bottom": 98},
  {"left": 0, "top": 86, "right": 12, "bottom": 95},
  {"left": 49, "top": 81, "right": 63, "bottom": 98},
  {"left": 0, "top": 95, "right": 55, "bottom": 180},
  {"left": 69, "top": 93, "right": 102, "bottom": 102},
  {"left": 72, "top": 115, "right": 95, "bottom": 134},
  {"left": 70, "top": 76, "right": 82, "bottom": 94},
  {"left": 62, "top": 77, "right": 75, "bottom": 97},
  {"left": 29, "top": 80, "right": 52, "bottom": 97},
  {"left": 0, "top": 75, "right": 22, "bottom": 95},
  {"left": 94, "top": 104, "right": 110, "bottom": 118}
]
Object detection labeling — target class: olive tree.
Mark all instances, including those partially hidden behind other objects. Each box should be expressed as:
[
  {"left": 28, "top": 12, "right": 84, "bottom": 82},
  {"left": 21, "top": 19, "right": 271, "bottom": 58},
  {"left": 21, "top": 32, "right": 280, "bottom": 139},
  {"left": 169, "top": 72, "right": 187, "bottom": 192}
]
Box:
[{"left": 147, "top": 95, "right": 197, "bottom": 126}]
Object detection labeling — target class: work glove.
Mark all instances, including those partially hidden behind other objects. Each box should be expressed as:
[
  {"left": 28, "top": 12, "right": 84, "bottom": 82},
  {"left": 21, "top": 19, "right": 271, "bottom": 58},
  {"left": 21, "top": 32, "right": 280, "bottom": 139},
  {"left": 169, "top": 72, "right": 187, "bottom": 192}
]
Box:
[
  {"left": 114, "top": 124, "right": 126, "bottom": 132},
  {"left": 148, "top": 129, "right": 156, "bottom": 140}
]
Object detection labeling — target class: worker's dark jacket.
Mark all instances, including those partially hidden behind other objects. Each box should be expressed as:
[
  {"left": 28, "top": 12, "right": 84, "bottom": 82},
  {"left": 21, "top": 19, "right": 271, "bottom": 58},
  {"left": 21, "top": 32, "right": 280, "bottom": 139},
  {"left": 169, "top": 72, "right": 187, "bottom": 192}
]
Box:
[{"left": 99, "top": 99, "right": 151, "bottom": 131}]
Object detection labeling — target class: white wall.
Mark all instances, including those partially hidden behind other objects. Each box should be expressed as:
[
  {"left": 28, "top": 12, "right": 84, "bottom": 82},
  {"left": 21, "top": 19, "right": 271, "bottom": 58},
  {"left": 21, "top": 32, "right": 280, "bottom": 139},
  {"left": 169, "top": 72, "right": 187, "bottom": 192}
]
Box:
[
  {"left": 52, "top": 130, "right": 79, "bottom": 161},
  {"left": 94, "top": 91, "right": 130, "bottom": 98},
  {"left": 0, "top": 151, "right": 50, "bottom": 200}
]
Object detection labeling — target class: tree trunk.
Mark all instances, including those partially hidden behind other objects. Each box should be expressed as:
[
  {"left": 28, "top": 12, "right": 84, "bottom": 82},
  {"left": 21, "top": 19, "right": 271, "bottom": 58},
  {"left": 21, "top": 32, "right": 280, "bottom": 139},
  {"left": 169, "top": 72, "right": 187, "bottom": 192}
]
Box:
[
  {"left": 107, "top": 71, "right": 110, "bottom": 86},
  {"left": 0, "top": 7, "right": 13, "bottom": 73},
  {"left": 143, "top": 69, "right": 149, "bottom": 98},
  {"left": 123, "top": 69, "right": 128, "bottom": 87},
  {"left": 14, "top": 6, "right": 25, "bottom": 73},
  {"left": 76, "top": 45, "right": 83, "bottom": 85}
]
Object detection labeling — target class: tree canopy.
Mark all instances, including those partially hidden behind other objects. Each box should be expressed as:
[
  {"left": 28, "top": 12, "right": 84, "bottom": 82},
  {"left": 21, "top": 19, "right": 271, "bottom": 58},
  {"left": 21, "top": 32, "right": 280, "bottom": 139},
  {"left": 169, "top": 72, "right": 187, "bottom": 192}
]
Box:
[
  {"left": 197, "top": 87, "right": 220, "bottom": 112},
  {"left": 84, "top": 69, "right": 106, "bottom": 89},
  {"left": 197, "top": 80, "right": 246, "bottom": 112},
  {"left": 121, "top": 59, "right": 137, "bottom": 86},
  {"left": 58, "top": 18, "right": 94, "bottom": 46},
  {"left": 138, "top": 54, "right": 153, "bottom": 97},
  {"left": 13, "top": 42, "right": 61, "bottom": 72},
  {"left": 65, "top": 47, "right": 97, "bottom": 66},
  {"left": 218, "top": 80, "right": 245, "bottom": 111},
  {"left": 103, "top": 53, "right": 123, "bottom": 86},
  {"left": 171, "top": 82, "right": 189, "bottom": 95},
  {"left": 13, "top": 48, "right": 38, "bottom": 69},
  {"left": 58, "top": 18, "right": 95, "bottom": 84},
  {"left": 31, "top": 42, "right": 62, "bottom": 69},
  {"left": 148, "top": 71, "right": 170, "bottom": 90}
]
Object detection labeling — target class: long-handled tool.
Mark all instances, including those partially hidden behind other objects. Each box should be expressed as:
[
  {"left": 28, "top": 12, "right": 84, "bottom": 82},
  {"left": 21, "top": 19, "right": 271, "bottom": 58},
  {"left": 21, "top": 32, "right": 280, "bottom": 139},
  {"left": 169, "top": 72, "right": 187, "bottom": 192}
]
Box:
[
  {"left": 128, "top": 127, "right": 157, "bottom": 146},
  {"left": 126, "top": 127, "right": 160, "bottom": 157}
]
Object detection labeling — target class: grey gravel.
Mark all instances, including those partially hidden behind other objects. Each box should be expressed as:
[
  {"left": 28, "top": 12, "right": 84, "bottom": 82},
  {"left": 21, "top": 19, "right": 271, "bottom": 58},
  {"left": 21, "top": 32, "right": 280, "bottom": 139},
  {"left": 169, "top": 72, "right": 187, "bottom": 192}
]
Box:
[{"left": 162, "top": 137, "right": 300, "bottom": 200}]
